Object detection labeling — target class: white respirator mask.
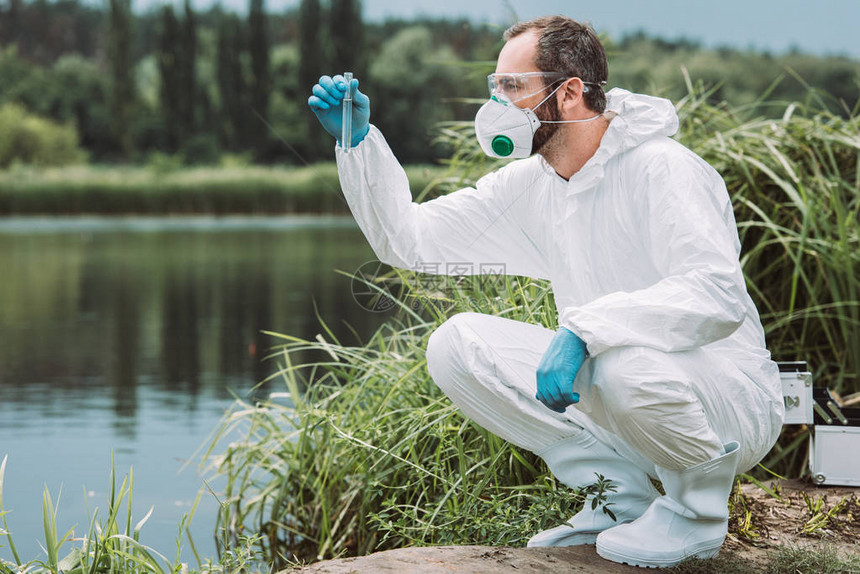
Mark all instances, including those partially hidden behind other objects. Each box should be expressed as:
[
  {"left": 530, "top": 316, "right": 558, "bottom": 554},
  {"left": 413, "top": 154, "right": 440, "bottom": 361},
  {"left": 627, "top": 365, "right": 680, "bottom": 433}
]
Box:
[{"left": 475, "top": 75, "right": 605, "bottom": 159}]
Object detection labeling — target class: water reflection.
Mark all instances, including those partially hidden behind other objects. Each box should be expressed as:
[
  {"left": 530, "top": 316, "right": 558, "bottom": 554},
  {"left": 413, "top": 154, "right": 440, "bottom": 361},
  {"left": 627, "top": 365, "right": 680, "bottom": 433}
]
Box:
[
  {"left": 0, "top": 216, "right": 388, "bottom": 406},
  {"left": 0, "top": 216, "right": 389, "bottom": 559}
]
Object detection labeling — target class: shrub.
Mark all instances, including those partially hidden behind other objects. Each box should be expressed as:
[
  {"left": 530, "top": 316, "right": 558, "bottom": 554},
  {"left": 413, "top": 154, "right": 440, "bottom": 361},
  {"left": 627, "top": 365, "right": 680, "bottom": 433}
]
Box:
[{"left": 0, "top": 103, "right": 86, "bottom": 168}]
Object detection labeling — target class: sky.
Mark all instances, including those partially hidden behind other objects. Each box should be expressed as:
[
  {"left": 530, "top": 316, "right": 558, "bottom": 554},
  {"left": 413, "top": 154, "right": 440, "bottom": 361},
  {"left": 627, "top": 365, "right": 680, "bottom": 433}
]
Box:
[{"left": 131, "top": 0, "right": 860, "bottom": 59}]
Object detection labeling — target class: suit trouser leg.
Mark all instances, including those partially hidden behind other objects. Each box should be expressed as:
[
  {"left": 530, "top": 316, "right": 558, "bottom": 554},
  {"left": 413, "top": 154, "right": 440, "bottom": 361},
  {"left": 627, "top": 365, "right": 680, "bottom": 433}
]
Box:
[
  {"left": 425, "top": 312, "right": 782, "bottom": 475},
  {"left": 425, "top": 311, "right": 654, "bottom": 475}
]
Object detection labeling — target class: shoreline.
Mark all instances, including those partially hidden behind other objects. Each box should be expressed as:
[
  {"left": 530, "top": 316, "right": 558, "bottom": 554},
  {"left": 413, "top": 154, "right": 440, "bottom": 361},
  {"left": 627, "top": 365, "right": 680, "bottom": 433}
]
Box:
[
  {"left": 0, "top": 213, "right": 360, "bottom": 230},
  {"left": 0, "top": 163, "right": 447, "bottom": 215}
]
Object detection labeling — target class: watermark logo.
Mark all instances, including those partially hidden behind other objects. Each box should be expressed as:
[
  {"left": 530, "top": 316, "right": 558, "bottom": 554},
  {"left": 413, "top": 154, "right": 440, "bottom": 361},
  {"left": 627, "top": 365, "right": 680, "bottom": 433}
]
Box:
[{"left": 351, "top": 260, "right": 400, "bottom": 312}]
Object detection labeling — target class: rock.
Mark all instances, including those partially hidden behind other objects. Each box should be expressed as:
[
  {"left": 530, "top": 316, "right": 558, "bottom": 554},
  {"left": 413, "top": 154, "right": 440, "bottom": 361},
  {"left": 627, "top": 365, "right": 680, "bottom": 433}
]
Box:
[{"left": 285, "top": 545, "right": 663, "bottom": 573}]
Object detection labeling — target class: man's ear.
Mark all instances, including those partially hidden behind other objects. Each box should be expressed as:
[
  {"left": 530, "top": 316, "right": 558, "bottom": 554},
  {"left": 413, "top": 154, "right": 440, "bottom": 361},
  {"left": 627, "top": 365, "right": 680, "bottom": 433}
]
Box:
[{"left": 558, "top": 77, "right": 585, "bottom": 114}]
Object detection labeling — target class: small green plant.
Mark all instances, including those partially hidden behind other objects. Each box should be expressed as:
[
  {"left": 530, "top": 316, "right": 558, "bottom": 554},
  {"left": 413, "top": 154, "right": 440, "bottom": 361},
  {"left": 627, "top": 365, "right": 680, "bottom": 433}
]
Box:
[
  {"left": 193, "top": 533, "right": 267, "bottom": 574},
  {"left": 0, "top": 455, "right": 268, "bottom": 574},
  {"left": 799, "top": 491, "right": 851, "bottom": 536},
  {"left": 581, "top": 474, "right": 618, "bottom": 522},
  {"left": 1, "top": 455, "right": 174, "bottom": 573},
  {"left": 728, "top": 479, "right": 764, "bottom": 542}
]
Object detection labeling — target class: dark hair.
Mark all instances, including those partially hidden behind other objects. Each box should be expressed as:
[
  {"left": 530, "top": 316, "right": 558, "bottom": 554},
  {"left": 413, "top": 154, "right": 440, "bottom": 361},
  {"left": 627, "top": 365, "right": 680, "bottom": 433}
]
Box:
[{"left": 504, "top": 16, "right": 608, "bottom": 113}]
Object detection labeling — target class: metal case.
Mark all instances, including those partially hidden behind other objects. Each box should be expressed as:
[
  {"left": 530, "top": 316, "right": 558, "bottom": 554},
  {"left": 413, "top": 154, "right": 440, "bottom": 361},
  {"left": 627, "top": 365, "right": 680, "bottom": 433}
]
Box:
[
  {"left": 777, "top": 361, "right": 860, "bottom": 486},
  {"left": 779, "top": 362, "right": 813, "bottom": 425},
  {"left": 809, "top": 426, "right": 860, "bottom": 486},
  {"left": 808, "top": 385, "right": 860, "bottom": 486}
]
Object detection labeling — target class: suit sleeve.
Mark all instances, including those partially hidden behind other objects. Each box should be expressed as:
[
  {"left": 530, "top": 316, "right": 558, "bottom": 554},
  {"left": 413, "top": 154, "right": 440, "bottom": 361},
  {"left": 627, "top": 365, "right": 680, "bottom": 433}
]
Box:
[{"left": 335, "top": 124, "right": 550, "bottom": 279}]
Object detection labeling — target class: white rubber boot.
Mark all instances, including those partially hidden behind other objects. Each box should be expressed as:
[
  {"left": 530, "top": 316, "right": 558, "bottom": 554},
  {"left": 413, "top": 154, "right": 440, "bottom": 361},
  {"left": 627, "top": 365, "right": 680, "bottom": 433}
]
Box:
[
  {"left": 595, "top": 441, "right": 740, "bottom": 568},
  {"left": 527, "top": 431, "right": 660, "bottom": 547}
]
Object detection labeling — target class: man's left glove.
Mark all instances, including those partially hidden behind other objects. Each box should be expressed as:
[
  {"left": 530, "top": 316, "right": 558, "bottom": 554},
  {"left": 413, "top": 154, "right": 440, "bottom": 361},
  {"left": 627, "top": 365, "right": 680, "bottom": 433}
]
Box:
[
  {"left": 536, "top": 327, "right": 588, "bottom": 413},
  {"left": 307, "top": 74, "right": 370, "bottom": 148}
]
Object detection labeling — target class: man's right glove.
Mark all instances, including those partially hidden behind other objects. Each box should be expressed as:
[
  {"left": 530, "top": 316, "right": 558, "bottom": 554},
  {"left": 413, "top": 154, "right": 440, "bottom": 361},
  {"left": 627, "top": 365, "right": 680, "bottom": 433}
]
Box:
[
  {"left": 535, "top": 327, "right": 588, "bottom": 413},
  {"left": 307, "top": 74, "right": 370, "bottom": 148}
]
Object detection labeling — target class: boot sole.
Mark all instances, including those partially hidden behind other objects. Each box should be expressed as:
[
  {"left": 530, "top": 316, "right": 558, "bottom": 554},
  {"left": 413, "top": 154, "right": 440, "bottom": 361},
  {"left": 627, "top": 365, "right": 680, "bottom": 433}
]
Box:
[{"left": 596, "top": 540, "right": 721, "bottom": 568}]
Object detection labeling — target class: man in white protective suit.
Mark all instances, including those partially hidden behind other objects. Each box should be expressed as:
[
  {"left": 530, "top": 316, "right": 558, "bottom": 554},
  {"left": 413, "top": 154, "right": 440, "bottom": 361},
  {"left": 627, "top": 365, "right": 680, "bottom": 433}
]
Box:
[{"left": 308, "top": 15, "right": 785, "bottom": 568}]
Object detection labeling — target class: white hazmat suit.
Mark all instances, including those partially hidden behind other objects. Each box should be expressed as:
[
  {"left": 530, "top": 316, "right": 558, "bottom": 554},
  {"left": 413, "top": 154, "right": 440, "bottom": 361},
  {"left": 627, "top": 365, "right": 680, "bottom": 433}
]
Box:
[{"left": 335, "top": 87, "right": 785, "bottom": 559}]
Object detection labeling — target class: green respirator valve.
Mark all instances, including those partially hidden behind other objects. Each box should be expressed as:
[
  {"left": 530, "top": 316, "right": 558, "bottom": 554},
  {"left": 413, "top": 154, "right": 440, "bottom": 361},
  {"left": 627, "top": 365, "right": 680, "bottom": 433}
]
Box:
[{"left": 491, "top": 135, "right": 514, "bottom": 157}]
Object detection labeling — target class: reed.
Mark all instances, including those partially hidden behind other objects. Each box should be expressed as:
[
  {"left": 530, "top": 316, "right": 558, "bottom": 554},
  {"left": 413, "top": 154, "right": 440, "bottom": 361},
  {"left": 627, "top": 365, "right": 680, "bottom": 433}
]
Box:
[
  {"left": 0, "top": 163, "right": 445, "bottom": 215},
  {"left": 201, "top": 273, "right": 582, "bottom": 567},
  {"left": 0, "top": 455, "right": 266, "bottom": 574},
  {"left": 676, "top": 77, "right": 860, "bottom": 396}
]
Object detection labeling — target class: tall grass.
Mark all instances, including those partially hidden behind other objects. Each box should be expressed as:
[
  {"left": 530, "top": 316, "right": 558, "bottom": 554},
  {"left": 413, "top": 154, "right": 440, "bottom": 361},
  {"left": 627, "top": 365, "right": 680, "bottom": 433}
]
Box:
[
  {"left": 201, "top": 275, "right": 581, "bottom": 567},
  {"left": 676, "top": 75, "right": 860, "bottom": 394},
  {"left": 202, "top": 83, "right": 860, "bottom": 564},
  {"left": 673, "top": 78, "right": 860, "bottom": 475}
]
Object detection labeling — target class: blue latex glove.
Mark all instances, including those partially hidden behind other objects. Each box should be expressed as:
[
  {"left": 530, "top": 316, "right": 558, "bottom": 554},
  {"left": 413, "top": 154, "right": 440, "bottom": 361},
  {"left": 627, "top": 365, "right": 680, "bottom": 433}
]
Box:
[
  {"left": 536, "top": 327, "right": 588, "bottom": 413},
  {"left": 307, "top": 74, "right": 370, "bottom": 148}
]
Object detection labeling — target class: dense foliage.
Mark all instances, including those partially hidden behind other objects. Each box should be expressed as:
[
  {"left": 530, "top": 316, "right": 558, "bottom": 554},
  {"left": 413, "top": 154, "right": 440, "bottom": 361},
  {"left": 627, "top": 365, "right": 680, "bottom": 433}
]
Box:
[
  {"left": 0, "top": 102, "right": 85, "bottom": 167},
  {"left": 0, "top": 0, "right": 857, "bottom": 166}
]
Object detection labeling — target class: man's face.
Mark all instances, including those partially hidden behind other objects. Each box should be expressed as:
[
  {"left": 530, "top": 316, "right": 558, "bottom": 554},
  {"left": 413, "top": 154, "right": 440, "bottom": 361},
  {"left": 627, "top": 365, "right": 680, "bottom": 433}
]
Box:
[
  {"left": 531, "top": 91, "right": 562, "bottom": 155},
  {"left": 494, "top": 31, "right": 562, "bottom": 155}
]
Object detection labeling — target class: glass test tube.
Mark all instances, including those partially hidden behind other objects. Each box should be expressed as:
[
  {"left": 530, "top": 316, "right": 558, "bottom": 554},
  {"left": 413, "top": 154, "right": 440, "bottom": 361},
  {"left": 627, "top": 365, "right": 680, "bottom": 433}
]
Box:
[{"left": 342, "top": 72, "right": 353, "bottom": 152}]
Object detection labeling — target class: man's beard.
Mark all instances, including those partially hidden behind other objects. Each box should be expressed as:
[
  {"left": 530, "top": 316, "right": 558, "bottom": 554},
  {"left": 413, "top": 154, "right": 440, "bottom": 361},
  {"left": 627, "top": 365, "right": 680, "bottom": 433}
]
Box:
[{"left": 532, "top": 91, "right": 562, "bottom": 155}]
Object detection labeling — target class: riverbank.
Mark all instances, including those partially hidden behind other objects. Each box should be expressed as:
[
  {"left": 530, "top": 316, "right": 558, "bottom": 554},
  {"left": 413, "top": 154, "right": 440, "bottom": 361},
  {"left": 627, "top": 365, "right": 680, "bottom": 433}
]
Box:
[
  {"left": 286, "top": 480, "right": 860, "bottom": 573},
  {"left": 285, "top": 541, "right": 859, "bottom": 574},
  {"left": 0, "top": 163, "right": 448, "bottom": 215}
]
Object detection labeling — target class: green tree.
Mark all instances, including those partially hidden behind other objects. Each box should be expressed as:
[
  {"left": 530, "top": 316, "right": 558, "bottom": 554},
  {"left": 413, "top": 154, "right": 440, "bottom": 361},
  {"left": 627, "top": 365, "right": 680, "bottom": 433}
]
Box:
[
  {"left": 248, "top": 0, "right": 271, "bottom": 159},
  {"left": 268, "top": 43, "right": 306, "bottom": 160},
  {"left": 133, "top": 54, "right": 168, "bottom": 157},
  {"left": 299, "top": 0, "right": 324, "bottom": 161},
  {"left": 51, "top": 54, "right": 112, "bottom": 159},
  {"left": 107, "top": 0, "right": 135, "bottom": 160},
  {"left": 180, "top": 0, "right": 197, "bottom": 138},
  {"left": 330, "top": 0, "right": 363, "bottom": 77},
  {"left": 0, "top": 47, "right": 113, "bottom": 159},
  {"left": 369, "top": 26, "right": 461, "bottom": 163},
  {"left": 608, "top": 34, "right": 860, "bottom": 116},
  {"left": 217, "top": 13, "right": 247, "bottom": 151},
  {"left": 180, "top": 21, "right": 221, "bottom": 164},
  {"left": 0, "top": 0, "right": 24, "bottom": 48},
  {"left": 158, "top": 4, "right": 182, "bottom": 152},
  {"left": 0, "top": 45, "right": 47, "bottom": 112},
  {"left": 0, "top": 0, "right": 102, "bottom": 65}
]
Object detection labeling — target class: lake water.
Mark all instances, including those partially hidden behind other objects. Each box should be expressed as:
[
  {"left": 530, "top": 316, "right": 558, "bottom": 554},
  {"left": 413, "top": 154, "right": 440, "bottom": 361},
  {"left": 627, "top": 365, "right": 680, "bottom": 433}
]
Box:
[{"left": 0, "top": 216, "right": 390, "bottom": 565}]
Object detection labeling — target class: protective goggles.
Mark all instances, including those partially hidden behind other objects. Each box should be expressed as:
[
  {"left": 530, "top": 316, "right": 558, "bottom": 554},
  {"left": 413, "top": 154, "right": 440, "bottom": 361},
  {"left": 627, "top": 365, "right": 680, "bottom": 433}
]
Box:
[{"left": 487, "top": 72, "right": 605, "bottom": 103}]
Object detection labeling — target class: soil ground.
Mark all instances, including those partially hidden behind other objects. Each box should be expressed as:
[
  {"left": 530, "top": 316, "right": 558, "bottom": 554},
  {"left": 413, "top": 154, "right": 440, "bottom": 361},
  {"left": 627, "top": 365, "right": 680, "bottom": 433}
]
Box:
[
  {"left": 286, "top": 479, "right": 859, "bottom": 574},
  {"left": 720, "top": 478, "right": 859, "bottom": 570}
]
